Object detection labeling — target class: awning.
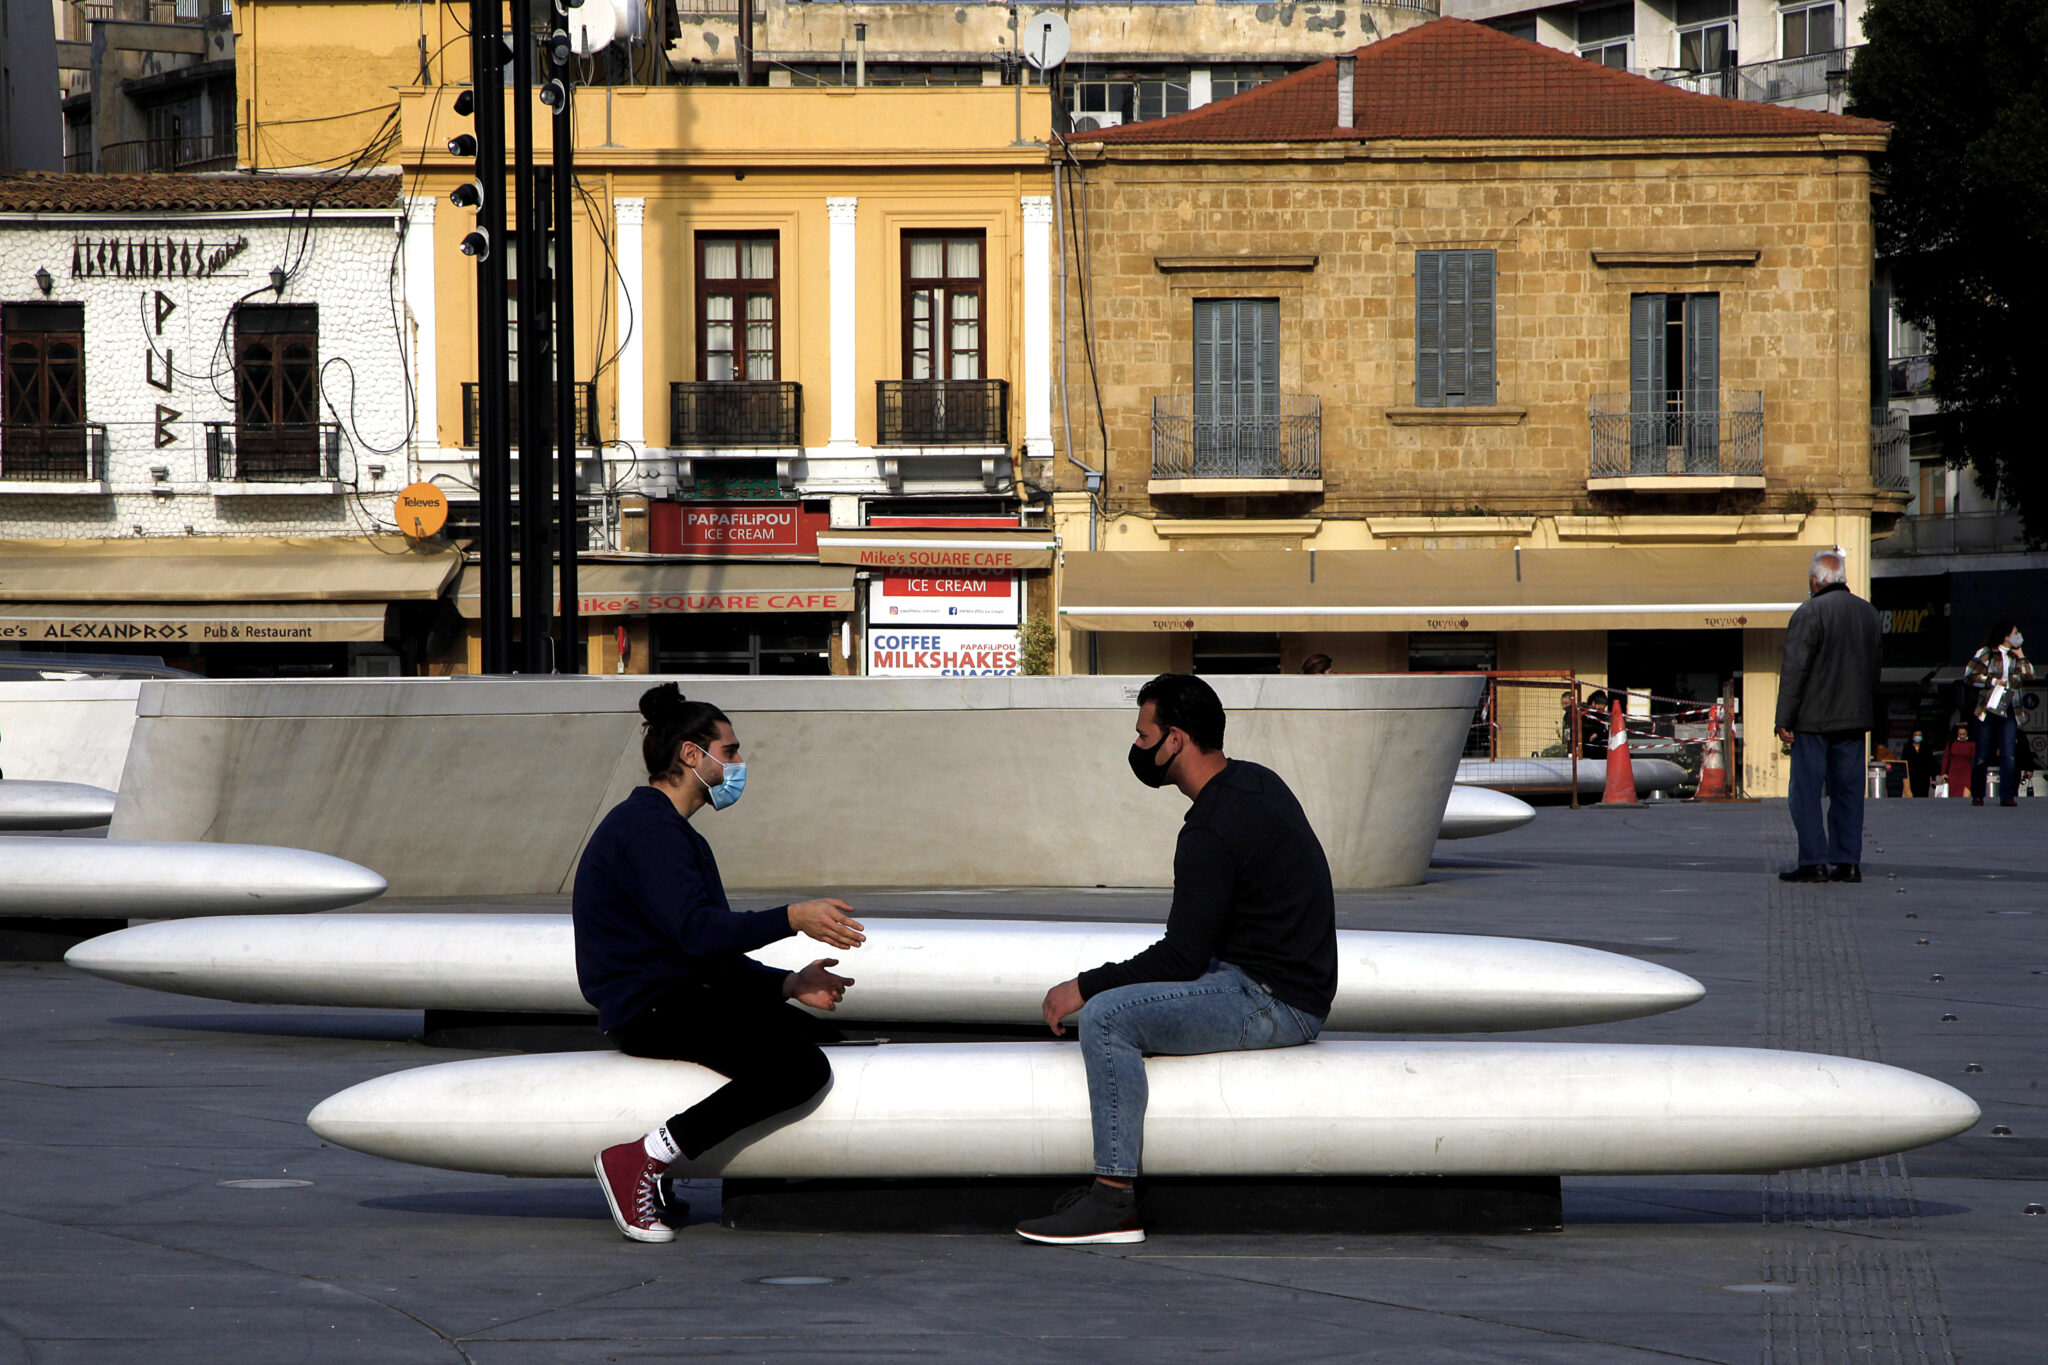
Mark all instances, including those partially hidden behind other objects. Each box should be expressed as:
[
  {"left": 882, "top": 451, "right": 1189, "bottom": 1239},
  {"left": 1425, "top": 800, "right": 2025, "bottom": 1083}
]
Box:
[
  {"left": 1058, "top": 546, "right": 1817, "bottom": 633},
  {"left": 815, "top": 528, "right": 1058, "bottom": 571},
  {"left": 0, "top": 601, "right": 388, "bottom": 644},
  {"left": 0, "top": 535, "right": 460, "bottom": 603},
  {"left": 452, "top": 560, "right": 856, "bottom": 619}
]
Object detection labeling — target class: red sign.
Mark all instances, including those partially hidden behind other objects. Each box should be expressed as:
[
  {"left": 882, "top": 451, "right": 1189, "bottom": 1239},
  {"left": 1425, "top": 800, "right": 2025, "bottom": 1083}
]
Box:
[
  {"left": 881, "top": 570, "right": 1012, "bottom": 599},
  {"left": 650, "top": 501, "right": 828, "bottom": 556},
  {"left": 578, "top": 590, "right": 854, "bottom": 616}
]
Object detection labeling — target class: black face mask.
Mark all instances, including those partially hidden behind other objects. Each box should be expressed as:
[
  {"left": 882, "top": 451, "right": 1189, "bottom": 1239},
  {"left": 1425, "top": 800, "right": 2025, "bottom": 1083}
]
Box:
[{"left": 1128, "top": 733, "right": 1178, "bottom": 788}]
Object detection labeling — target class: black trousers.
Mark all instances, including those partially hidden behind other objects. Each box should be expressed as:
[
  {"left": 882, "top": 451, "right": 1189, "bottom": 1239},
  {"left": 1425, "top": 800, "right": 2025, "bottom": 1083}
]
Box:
[{"left": 614, "top": 981, "right": 835, "bottom": 1161}]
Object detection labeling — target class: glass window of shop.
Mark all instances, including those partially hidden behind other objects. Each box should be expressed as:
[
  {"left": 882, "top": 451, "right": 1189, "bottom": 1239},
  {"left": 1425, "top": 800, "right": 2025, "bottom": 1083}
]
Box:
[
  {"left": 1193, "top": 632, "right": 1281, "bottom": 675},
  {"left": 651, "top": 614, "right": 833, "bottom": 675}
]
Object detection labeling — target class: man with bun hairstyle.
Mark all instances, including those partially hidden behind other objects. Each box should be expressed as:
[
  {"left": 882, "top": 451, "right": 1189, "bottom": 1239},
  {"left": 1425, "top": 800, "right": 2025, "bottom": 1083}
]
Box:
[
  {"left": 577, "top": 684, "right": 868, "bottom": 1243},
  {"left": 1017, "top": 673, "right": 1337, "bottom": 1245}
]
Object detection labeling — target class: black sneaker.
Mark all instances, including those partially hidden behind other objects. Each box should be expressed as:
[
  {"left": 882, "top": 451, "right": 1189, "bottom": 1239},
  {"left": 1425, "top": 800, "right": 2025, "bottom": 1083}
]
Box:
[
  {"left": 1016, "top": 1182, "right": 1145, "bottom": 1245},
  {"left": 1829, "top": 864, "right": 1862, "bottom": 883},
  {"left": 1778, "top": 865, "right": 1829, "bottom": 883}
]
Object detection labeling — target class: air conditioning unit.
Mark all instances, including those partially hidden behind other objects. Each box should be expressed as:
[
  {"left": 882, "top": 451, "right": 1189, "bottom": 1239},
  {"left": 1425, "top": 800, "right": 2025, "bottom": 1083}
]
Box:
[{"left": 1070, "top": 112, "right": 1124, "bottom": 132}]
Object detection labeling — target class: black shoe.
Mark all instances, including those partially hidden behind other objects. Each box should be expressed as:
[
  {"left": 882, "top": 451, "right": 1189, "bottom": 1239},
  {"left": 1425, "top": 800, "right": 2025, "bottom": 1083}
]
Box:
[
  {"left": 1973, "top": 796, "right": 1984, "bottom": 806},
  {"left": 2000, "top": 799, "right": 2018, "bottom": 808},
  {"left": 1829, "top": 864, "right": 1862, "bottom": 883},
  {"left": 1017, "top": 1181, "right": 1145, "bottom": 1245},
  {"left": 1778, "top": 865, "right": 1829, "bottom": 883}
]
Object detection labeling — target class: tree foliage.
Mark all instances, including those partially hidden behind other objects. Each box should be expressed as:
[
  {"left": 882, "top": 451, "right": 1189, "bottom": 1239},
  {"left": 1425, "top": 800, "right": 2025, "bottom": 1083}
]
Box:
[{"left": 1848, "top": 0, "right": 2048, "bottom": 539}]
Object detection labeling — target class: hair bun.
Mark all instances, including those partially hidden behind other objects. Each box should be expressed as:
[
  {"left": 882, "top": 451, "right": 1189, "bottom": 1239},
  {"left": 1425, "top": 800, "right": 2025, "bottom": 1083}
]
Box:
[{"left": 639, "top": 682, "right": 688, "bottom": 724}]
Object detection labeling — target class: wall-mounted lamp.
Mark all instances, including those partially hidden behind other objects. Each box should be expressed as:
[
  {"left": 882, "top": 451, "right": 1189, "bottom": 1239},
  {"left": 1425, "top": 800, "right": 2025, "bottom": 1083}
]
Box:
[
  {"left": 269, "top": 267, "right": 287, "bottom": 295},
  {"left": 34, "top": 267, "right": 53, "bottom": 296},
  {"left": 368, "top": 463, "right": 387, "bottom": 481},
  {"left": 150, "top": 465, "right": 169, "bottom": 481}
]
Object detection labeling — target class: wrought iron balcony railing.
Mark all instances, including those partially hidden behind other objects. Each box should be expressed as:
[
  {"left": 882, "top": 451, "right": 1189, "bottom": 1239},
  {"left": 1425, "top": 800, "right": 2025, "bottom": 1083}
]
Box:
[
  {"left": 0, "top": 423, "right": 107, "bottom": 481},
  {"left": 205, "top": 422, "right": 341, "bottom": 481},
  {"left": 875, "top": 379, "right": 1008, "bottom": 447},
  {"left": 1870, "top": 407, "right": 1912, "bottom": 493},
  {"left": 670, "top": 381, "right": 801, "bottom": 448},
  {"left": 1589, "top": 391, "right": 1764, "bottom": 480},
  {"left": 1150, "top": 394, "right": 1322, "bottom": 481},
  {"left": 98, "top": 133, "right": 237, "bottom": 175},
  {"left": 461, "top": 381, "right": 600, "bottom": 449}
]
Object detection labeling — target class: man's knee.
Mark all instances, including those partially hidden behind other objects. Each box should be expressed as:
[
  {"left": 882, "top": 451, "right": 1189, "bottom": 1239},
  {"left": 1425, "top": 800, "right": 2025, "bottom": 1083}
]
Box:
[{"left": 769, "top": 1043, "right": 832, "bottom": 1109}]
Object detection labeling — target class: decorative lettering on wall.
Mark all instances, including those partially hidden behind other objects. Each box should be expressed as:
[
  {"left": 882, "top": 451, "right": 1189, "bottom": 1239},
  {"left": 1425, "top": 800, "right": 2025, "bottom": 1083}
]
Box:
[
  {"left": 70, "top": 235, "right": 249, "bottom": 280},
  {"left": 147, "top": 290, "right": 177, "bottom": 394},
  {"left": 153, "top": 291, "right": 176, "bottom": 333},
  {"left": 155, "top": 404, "right": 181, "bottom": 449}
]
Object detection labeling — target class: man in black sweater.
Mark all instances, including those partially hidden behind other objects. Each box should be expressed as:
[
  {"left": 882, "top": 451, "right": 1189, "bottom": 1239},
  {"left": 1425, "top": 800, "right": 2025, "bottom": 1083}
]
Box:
[
  {"left": 1017, "top": 673, "right": 1336, "bottom": 1245},
  {"left": 1774, "top": 548, "right": 1884, "bottom": 884}
]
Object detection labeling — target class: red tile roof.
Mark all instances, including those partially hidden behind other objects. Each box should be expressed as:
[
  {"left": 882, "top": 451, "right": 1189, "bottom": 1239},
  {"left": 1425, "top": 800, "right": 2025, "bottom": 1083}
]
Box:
[
  {"left": 0, "top": 172, "right": 402, "bottom": 214},
  {"left": 1077, "top": 20, "right": 1886, "bottom": 147}
]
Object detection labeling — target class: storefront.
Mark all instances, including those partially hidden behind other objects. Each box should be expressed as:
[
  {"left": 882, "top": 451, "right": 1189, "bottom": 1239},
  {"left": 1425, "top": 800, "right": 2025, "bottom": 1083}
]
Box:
[
  {"left": 816, "top": 519, "right": 1057, "bottom": 677},
  {"left": 0, "top": 535, "right": 460, "bottom": 676}
]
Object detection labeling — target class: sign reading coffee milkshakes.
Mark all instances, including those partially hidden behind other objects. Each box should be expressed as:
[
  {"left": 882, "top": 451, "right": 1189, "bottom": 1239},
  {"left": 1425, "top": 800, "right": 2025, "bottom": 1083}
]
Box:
[{"left": 867, "top": 627, "right": 1021, "bottom": 677}]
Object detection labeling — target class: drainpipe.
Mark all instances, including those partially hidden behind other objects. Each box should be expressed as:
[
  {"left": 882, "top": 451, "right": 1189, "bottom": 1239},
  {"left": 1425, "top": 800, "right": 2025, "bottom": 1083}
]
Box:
[
  {"left": 1336, "top": 55, "right": 1355, "bottom": 130},
  {"left": 855, "top": 23, "right": 867, "bottom": 88}
]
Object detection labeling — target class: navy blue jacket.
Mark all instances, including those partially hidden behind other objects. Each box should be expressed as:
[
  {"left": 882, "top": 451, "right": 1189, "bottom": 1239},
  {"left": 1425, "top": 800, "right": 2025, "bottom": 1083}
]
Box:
[{"left": 572, "top": 785, "right": 793, "bottom": 1033}]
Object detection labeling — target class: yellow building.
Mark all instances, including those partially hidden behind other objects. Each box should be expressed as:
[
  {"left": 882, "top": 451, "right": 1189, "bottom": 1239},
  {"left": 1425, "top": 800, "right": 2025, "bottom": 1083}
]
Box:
[
  {"left": 395, "top": 81, "right": 1057, "bottom": 674},
  {"left": 1046, "top": 22, "right": 1907, "bottom": 795}
]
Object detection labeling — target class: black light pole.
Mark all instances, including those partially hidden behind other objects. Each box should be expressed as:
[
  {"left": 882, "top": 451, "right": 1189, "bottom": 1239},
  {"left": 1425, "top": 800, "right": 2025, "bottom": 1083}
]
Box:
[
  {"left": 469, "top": 1, "right": 514, "bottom": 674},
  {"left": 547, "top": 29, "right": 580, "bottom": 672},
  {"left": 511, "top": 0, "right": 555, "bottom": 673}
]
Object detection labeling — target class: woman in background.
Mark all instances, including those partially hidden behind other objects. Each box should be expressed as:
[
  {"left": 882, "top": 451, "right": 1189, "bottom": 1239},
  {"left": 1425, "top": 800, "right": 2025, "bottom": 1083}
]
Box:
[{"left": 1965, "top": 621, "right": 2033, "bottom": 806}]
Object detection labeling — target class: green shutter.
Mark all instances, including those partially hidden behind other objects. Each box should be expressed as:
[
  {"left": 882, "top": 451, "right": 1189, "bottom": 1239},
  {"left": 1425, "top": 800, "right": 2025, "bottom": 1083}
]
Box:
[
  {"left": 1415, "top": 251, "right": 1443, "bottom": 407},
  {"left": 1442, "top": 252, "right": 1470, "bottom": 402},
  {"left": 1193, "top": 299, "right": 1216, "bottom": 423},
  {"left": 1468, "top": 251, "right": 1496, "bottom": 405},
  {"left": 1683, "top": 293, "right": 1720, "bottom": 472},
  {"left": 1629, "top": 294, "right": 1665, "bottom": 474}
]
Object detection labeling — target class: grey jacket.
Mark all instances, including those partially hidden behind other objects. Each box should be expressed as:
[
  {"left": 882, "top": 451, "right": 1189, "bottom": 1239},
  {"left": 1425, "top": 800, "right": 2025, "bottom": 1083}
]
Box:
[{"left": 1776, "top": 582, "right": 1884, "bottom": 734}]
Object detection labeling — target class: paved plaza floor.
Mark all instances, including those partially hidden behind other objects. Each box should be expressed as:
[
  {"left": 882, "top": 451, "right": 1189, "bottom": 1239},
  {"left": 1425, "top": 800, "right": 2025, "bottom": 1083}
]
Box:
[{"left": 3, "top": 797, "right": 2043, "bottom": 1362}]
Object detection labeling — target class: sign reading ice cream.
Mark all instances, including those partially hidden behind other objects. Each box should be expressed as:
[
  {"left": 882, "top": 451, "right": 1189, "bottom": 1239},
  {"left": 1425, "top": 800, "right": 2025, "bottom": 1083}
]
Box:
[
  {"left": 867, "top": 628, "right": 1021, "bottom": 677},
  {"left": 870, "top": 569, "right": 1020, "bottom": 626},
  {"left": 648, "top": 502, "right": 829, "bottom": 556}
]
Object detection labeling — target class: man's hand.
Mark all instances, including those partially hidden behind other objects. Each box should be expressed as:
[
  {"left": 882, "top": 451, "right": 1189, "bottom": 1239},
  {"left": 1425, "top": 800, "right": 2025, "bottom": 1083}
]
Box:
[
  {"left": 1776, "top": 727, "right": 1795, "bottom": 744},
  {"left": 789, "top": 899, "right": 865, "bottom": 949},
  {"left": 1041, "top": 978, "right": 1085, "bottom": 1036},
  {"left": 784, "top": 958, "right": 854, "bottom": 1011}
]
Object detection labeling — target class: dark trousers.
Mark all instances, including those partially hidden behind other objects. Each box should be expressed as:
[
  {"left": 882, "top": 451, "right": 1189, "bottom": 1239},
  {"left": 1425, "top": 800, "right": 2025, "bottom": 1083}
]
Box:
[
  {"left": 1972, "top": 713, "right": 2019, "bottom": 801},
  {"left": 614, "top": 982, "right": 834, "bottom": 1161},
  {"left": 1789, "top": 730, "right": 1865, "bottom": 868}
]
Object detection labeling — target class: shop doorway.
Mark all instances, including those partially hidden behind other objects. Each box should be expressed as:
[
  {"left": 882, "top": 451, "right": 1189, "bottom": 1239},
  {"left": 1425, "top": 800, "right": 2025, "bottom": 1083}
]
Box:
[
  {"left": 651, "top": 614, "right": 833, "bottom": 675},
  {"left": 1607, "top": 629, "right": 1741, "bottom": 722},
  {"left": 1193, "top": 632, "right": 1281, "bottom": 675}
]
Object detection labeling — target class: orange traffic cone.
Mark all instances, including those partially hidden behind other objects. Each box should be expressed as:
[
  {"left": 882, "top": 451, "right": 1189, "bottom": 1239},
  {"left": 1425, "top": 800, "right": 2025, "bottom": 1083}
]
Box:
[
  {"left": 1696, "top": 702, "right": 1730, "bottom": 800},
  {"left": 1602, "top": 698, "right": 1637, "bottom": 804}
]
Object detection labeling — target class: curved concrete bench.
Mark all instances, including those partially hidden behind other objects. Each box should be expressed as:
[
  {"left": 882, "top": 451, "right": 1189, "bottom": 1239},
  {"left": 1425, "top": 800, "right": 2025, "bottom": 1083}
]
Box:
[
  {"left": 0, "top": 779, "right": 117, "bottom": 831},
  {"left": 1439, "top": 785, "right": 1535, "bottom": 839},
  {"left": 65, "top": 914, "right": 1703, "bottom": 1033},
  {"left": 6, "top": 839, "right": 385, "bottom": 917},
  {"left": 308, "top": 1041, "right": 1980, "bottom": 1180}
]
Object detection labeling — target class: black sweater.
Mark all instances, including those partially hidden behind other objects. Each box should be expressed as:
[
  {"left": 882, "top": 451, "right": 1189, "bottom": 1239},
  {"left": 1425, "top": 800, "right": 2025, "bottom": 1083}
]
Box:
[
  {"left": 571, "top": 785, "right": 793, "bottom": 1033},
  {"left": 1077, "top": 760, "right": 1338, "bottom": 1018}
]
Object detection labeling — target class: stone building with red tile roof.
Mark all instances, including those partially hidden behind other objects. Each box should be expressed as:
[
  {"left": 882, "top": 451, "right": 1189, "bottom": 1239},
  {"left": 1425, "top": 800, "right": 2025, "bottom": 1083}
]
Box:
[{"left": 1046, "top": 20, "right": 1904, "bottom": 798}]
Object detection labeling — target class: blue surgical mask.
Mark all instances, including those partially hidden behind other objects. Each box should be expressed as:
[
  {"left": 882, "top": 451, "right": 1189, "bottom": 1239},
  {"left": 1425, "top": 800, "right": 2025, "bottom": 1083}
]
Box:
[{"left": 691, "top": 748, "right": 747, "bottom": 810}]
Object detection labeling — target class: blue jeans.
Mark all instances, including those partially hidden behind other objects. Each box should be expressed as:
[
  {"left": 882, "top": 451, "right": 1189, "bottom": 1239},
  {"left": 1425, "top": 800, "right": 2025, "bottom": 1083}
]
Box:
[
  {"left": 1078, "top": 960, "right": 1324, "bottom": 1179},
  {"left": 1788, "top": 730, "right": 1866, "bottom": 868},
  {"left": 1973, "top": 713, "right": 2019, "bottom": 801}
]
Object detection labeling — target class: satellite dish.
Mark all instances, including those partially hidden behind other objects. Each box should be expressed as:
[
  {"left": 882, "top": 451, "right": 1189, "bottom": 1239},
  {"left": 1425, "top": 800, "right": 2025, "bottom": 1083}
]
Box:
[
  {"left": 1020, "top": 12, "right": 1070, "bottom": 72},
  {"left": 568, "top": 0, "right": 620, "bottom": 58},
  {"left": 394, "top": 482, "right": 449, "bottom": 539}
]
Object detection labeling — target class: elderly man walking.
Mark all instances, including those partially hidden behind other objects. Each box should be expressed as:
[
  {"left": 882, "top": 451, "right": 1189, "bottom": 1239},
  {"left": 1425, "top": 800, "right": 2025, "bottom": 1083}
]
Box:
[{"left": 1775, "top": 549, "right": 1884, "bottom": 884}]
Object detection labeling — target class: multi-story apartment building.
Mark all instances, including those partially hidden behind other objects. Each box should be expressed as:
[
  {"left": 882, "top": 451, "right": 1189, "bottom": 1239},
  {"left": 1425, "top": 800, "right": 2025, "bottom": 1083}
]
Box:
[
  {"left": 1045, "top": 20, "right": 1904, "bottom": 796},
  {"left": 53, "top": 0, "right": 238, "bottom": 174},
  {"left": 1447, "top": 0, "right": 1872, "bottom": 113}
]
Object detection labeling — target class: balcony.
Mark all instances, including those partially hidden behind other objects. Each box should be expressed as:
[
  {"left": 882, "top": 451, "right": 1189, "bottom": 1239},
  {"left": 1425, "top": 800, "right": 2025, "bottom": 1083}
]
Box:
[
  {"left": 670, "top": 381, "right": 801, "bottom": 448},
  {"left": 1149, "top": 394, "right": 1321, "bottom": 496},
  {"left": 1588, "top": 391, "right": 1764, "bottom": 491},
  {"left": 0, "top": 423, "right": 108, "bottom": 488},
  {"left": 1876, "top": 511, "right": 2028, "bottom": 559},
  {"left": 1660, "top": 47, "right": 1858, "bottom": 108},
  {"left": 1871, "top": 408, "right": 1912, "bottom": 495},
  {"left": 875, "top": 379, "right": 1008, "bottom": 447},
  {"left": 460, "top": 382, "right": 599, "bottom": 450},
  {"left": 98, "top": 133, "right": 237, "bottom": 175},
  {"left": 205, "top": 422, "right": 341, "bottom": 488}
]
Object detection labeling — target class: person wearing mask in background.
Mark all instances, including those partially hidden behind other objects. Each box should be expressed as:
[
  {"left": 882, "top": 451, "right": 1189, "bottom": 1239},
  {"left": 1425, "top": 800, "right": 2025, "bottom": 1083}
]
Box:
[
  {"left": 1016, "top": 674, "right": 1336, "bottom": 1245},
  {"left": 1774, "top": 549, "right": 1884, "bottom": 884},
  {"left": 1965, "top": 621, "right": 2034, "bottom": 807},
  {"left": 1899, "top": 727, "right": 1935, "bottom": 799},
  {"left": 576, "top": 684, "right": 868, "bottom": 1243},
  {"left": 1942, "top": 724, "right": 1975, "bottom": 799}
]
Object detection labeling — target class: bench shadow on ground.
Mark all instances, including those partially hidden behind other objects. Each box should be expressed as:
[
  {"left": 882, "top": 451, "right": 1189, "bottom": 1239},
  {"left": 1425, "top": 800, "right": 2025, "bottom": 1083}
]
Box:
[{"left": 109, "top": 1011, "right": 422, "bottom": 1042}]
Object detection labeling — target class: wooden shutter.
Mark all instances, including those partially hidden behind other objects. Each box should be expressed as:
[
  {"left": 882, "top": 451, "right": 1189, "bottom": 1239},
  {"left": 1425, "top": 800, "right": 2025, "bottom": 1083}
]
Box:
[
  {"left": 1415, "top": 251, "right": 1443, "bottom": 406},
  {"left": 1442, "top": 253, "right": 1470, "bottom": 402},
  {"left": 1193, "top": 299, "right": 1217, "bottom": 422},
  {"left": 1468, "top": 252, "right": 1496, "bottom": 405},
  {"left": 1683, "top": 293, "right": 1719, "bottom": 402},
  {"left": 1629, "top": 294, "right": 1665, "bottom": 473},
  {"left": 1254, "top": 298, "right": 1279, "bottom": 416}
]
